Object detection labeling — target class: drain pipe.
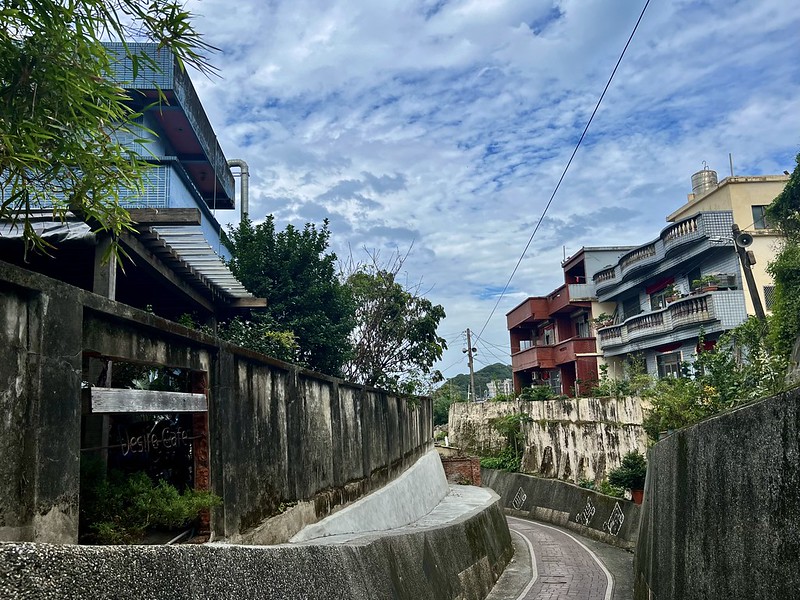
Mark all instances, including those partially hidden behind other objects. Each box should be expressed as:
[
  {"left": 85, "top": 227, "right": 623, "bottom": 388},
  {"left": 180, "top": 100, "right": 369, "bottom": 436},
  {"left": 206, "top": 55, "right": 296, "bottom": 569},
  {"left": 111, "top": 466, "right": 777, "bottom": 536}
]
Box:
[{"left": 227, "top": 159, "right": 250, "bottom": 220}]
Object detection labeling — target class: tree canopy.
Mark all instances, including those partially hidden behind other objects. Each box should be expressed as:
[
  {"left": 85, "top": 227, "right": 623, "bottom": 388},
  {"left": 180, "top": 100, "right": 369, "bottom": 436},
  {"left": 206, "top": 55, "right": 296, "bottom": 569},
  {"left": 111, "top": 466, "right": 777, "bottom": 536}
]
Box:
[
  {"left": 342, "top": 252, "right": 447, "bottom": 394},
  {"left": 0, "top": 0, "right": 216, "bottom": 254},
  {"left": 225, "top": 215, "right": 355, "bottom": 376},
  {"left": 767, "top": 152, "right": 800, "bottom": 358}
]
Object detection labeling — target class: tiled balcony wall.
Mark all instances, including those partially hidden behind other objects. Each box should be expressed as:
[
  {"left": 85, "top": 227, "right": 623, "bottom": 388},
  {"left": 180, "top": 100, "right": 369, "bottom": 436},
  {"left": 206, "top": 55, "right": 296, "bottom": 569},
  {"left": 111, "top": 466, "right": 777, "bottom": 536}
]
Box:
[
  {"left": 598, "top": 293, "right": 717, "bottom": 348},
  {"left": 593, "top": 212, "right": 734, "bottom": 298}
]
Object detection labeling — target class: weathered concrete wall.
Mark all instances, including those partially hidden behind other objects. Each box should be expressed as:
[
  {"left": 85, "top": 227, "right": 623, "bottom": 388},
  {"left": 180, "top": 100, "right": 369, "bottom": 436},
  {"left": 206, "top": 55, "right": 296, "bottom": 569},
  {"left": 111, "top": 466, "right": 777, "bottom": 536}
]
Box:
[
  {"left": 449, "top": 398, "right": 646, "bottom": 483},
  {"left": 0, "top": 260, "right": 432, "bottom": 544},
  {"left": 0, "top": 271, "right": 83, "bottom": 543},
  {"left": 0, "top": 490, "right": 512, "bottom": 600},
  {"left": 634, "top": 387, "right": 800, "bottom": 600},
  {"left": 483, "top": 468, "right": 640, "bottom": 550}
]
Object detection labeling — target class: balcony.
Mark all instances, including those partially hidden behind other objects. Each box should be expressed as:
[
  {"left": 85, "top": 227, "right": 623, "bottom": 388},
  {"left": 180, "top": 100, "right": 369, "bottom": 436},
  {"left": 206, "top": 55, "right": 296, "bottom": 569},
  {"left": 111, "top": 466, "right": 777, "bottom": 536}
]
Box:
[
  {"left": 592, "top": 211, "right": 734, "bottom": 297},
  {"left": 597, "top": 293, "right": 717, "bottom": 350},
  {"left": 507, "top": 297, "right": 550, "bottom": 329},
  {"left": 512, "top": 345, "right": 555, "bottom": 371},
  {"left": 512, "top": 337, "right": 597, "bottom": 372}
]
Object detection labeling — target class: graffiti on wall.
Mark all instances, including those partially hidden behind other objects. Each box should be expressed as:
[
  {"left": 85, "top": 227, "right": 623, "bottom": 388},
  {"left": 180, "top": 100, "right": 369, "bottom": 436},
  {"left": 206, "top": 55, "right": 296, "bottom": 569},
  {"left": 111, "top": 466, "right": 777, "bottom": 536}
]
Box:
[
  {"left": 575, "top": 497, "right": 596, "bottom": 526},
  {"left": 512, "top": 487, "right": 527, "bottom": 510},
  {"left": 603, "top": 502, "right": 625, "bottom": 536}
]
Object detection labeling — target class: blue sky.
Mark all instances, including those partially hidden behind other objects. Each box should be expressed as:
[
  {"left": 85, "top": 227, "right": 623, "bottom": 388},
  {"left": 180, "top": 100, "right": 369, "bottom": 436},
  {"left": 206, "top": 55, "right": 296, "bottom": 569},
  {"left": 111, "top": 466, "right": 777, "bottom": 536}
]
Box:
[{"left": 186, "top": 0, "right": 800, "bottom": 379}]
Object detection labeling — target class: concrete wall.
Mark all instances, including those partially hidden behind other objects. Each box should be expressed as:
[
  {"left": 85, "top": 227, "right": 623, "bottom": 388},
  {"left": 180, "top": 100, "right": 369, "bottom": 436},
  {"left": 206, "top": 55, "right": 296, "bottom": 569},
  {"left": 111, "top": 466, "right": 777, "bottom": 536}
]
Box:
[
  {"left": 634, "top": 387, "right": 800, "bottom": 599},
  {"left": 483, "top": 469, "right": 640, "bottom": 550},
  {"left": 0, "top": 491, "right": 512, "bottom": 600},
  {"left": 0, "top": 259, "right": 432, "bottom": 544},
  {"left": 449, "top": 398, "right": 646, "bottom": 483}
]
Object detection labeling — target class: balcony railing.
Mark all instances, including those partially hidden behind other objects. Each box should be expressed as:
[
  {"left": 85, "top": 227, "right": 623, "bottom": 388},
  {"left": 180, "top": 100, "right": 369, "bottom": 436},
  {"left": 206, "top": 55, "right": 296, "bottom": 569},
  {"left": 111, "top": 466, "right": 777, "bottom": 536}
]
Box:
[
  {"left": 619, "top": 243, "right": 657, "bottom": 273},
  {"left": 597, "top": 293, "right": 716, "bottom": 349},
  {"left": 512, "top": 337, "right": 596, "bottom": 371},
  {"left": 662, "top": 214, "right": 699, "bottom": 245}
]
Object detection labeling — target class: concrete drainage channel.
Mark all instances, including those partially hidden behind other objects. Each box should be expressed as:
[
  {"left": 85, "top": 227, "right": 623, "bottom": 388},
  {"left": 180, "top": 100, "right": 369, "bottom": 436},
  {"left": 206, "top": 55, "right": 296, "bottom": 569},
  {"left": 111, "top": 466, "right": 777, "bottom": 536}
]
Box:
[{"left": 0, "top": 451, "right": 514, "bottom": 599}]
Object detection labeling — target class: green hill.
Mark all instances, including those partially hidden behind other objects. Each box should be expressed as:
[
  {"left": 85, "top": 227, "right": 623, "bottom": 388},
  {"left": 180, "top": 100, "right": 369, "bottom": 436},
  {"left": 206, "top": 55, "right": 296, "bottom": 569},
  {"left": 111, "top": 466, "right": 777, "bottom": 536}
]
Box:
[{"left": 440, "top": 362, "right": 511, "bottom": 401}]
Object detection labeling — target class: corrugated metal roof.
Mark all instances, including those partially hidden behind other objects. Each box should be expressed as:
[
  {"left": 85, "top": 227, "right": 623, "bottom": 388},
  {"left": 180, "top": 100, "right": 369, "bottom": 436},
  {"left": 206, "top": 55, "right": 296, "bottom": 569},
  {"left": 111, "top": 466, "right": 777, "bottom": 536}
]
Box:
[
  {"left": 0, "top": 218, "right": 254, "bottom": 302},
  {"left": 147, "top": 226, "right": 253, "bottom": 300}
]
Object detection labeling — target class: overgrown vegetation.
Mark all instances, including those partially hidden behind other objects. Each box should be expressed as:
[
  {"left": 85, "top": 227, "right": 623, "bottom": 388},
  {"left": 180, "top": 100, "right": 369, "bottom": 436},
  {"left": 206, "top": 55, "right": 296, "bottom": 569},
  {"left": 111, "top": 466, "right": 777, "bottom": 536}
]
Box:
[
  {"left": 591, "top": 355, "right": 651, "bottom": 399},
  {"left": 519, "top": 385, "right": 555, "bottom": 401},
  {"left": 80, "top": 458, "right": 220, "bottom": 544},
  {"left": 578, "top": 478, "right": 625, "bottom": 499},
  {"left": 642, "top": 319, "right": 787, "bottom": 439},
  {"left": 767, "top": 155, "right": 800, "bottom": 360},
  {"left": 479, "top": 413, "right": 531, "bottom": 472}
]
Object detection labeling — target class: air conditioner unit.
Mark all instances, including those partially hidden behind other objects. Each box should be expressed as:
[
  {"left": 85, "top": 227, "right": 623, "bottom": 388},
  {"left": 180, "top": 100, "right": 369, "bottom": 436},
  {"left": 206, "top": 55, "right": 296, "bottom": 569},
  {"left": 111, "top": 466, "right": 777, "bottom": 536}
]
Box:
[{"left": 531, "top": 372, "right": 541, "bottom": 381}]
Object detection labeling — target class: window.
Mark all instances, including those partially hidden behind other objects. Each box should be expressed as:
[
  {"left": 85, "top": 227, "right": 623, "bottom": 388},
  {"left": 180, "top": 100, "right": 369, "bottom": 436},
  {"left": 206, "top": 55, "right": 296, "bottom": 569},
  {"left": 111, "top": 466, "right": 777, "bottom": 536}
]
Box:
[
  {"left": 543, "top": 326, "right": 555, "bottom": 345},
  {"left": 764, "top": 285, "right": 775, "bottom": 310},
  {"left": 623, "top": 297, "right": 641, "bottom": 321},
  {"left": 650, "top": 289, "right": 668, "bottom": 311},
  {"left": 752, "top": 205, "right": 771, "bottom": 230},
  {"left": 576, "top": 319, "right": 590, "bottom": 338},
  {"left": 657, "top": 352, "right": 682, "bottom": 378}
]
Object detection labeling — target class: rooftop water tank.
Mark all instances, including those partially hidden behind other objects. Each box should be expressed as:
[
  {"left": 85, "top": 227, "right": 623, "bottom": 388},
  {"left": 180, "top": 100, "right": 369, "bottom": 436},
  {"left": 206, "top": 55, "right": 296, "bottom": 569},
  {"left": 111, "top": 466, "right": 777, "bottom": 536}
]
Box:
[{"left": 691, "top": 168, "right": 718, "bottom": 196}]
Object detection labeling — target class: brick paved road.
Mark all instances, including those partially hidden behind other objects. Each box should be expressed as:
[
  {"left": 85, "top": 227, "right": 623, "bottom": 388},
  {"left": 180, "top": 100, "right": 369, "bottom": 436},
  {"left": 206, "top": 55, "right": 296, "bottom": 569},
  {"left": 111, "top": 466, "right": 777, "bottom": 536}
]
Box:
[{"left": 501, "top": 516, "right": 613, "bottom": 600}]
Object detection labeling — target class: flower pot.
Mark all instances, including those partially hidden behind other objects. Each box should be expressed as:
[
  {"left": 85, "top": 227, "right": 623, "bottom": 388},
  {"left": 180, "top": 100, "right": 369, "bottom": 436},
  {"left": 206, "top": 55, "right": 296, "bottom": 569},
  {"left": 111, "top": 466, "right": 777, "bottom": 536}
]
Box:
[{"left": 631, "top": 488, "right": 644, "bottom": 505}]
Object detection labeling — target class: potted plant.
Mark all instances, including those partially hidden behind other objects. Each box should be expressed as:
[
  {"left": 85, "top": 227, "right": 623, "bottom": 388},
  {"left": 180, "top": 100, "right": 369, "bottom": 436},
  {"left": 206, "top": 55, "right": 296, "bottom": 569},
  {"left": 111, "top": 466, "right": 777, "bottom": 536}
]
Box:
[
  {"left": 590, "top": 312, "right": 614, "bottom": 328},
  {"left": 691, "top": 275, "right": 720, "bottom": 293},
  {"left": 663, "top": 283, "right": 681, "bottom": 303},
  {"left": 608, "top": 450, "right": 647, "bottom": 504}
]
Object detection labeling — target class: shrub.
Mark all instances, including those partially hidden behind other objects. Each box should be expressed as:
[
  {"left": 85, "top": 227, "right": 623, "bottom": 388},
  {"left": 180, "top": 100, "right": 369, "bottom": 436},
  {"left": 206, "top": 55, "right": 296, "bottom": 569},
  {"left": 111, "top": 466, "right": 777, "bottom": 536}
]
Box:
[
  {"left": 80, "top": 458, "right": 221, "bottom": 544},
  {"left": 608, "top": 451, "right": 647, "bottom": 490},
  {"left": 520, "top": 385, "right": 554, "bottom": 401}
]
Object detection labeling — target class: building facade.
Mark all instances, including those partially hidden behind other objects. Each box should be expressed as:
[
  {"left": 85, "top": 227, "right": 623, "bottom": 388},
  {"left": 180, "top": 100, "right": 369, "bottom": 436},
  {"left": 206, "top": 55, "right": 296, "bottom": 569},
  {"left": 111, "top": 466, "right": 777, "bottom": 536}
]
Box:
[
  {"left": 507, "top": 247, "right": 633, "bottom": 396},
  {"left": 0, "top": 43, "right": 259, "bottom": 319},
  {"left": 594, "top": 170, "right": 787, "bottom": 378}
]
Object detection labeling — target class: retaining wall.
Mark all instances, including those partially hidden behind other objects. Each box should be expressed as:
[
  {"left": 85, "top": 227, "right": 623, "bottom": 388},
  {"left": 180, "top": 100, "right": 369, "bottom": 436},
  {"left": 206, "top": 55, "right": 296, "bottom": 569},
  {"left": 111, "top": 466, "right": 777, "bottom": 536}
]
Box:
[
  {"left": 0, "top": 490, "right": 513, "bottom": 600},
  {"left": 449, "top": 398, "right": 646, "bottom": 483},
  {"left": 0, "top": 259, "right": 432, "bottom": 544},
  {"left": 483, "top": 468, "right": 640, "bottom": 550},
  {"left": 634, "top": 387, "right": 800, "bottom": 599}
]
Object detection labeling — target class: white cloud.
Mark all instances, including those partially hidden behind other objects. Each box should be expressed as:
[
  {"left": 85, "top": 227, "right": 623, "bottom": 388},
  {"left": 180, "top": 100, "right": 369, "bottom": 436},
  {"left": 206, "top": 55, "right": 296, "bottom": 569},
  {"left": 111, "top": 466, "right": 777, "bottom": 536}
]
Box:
[{"left": 188, "top": 0, "right": 800, "bottom": 378}]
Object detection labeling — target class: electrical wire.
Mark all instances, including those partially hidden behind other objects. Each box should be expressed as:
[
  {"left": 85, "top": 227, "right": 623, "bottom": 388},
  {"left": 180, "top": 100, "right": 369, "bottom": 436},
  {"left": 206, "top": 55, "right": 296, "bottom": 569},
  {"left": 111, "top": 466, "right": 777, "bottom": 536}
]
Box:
[{"left": 476, "top": 0, "right": 652, "bottom": 341}]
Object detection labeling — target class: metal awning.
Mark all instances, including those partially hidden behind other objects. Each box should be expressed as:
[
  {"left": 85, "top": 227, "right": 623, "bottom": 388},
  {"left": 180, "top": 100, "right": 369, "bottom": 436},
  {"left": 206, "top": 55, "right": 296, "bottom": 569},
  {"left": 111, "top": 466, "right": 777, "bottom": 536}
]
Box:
[{"left": 0, "top": 218, "right": 258, "bottom": 304}]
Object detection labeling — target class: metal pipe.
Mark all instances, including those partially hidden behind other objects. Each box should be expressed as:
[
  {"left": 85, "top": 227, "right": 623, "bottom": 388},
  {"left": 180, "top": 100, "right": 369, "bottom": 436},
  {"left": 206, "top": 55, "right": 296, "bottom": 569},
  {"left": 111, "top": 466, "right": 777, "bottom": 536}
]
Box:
[{"left": 227, "top": 159, "right": 250, "bottom": 220}]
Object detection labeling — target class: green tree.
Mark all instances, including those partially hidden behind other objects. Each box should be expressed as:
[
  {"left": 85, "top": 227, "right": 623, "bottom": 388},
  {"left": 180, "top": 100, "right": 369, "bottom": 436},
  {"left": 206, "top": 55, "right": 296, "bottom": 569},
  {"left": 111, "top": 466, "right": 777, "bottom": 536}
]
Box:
[
  {"left": 767, "top": 153, "right": 800, "bottom": 359},
  {"left": 432, "top": 385, "right": 465, "bottom": 427},
  {"left": 0, "top": 0, "right": 215, "bottom": 255},
  {"left": 342, "top": 251, "right": 447, "bottom": 393},
  {"left": 225, "top": 215, "right": 355, "bottom": 376}
]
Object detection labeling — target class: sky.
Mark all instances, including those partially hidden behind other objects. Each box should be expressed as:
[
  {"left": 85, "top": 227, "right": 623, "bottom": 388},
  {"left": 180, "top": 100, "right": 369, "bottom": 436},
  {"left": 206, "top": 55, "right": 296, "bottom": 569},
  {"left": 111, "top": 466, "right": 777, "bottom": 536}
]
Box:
[{"left": 184, "top": 0, "right": 800, "bottom": 380}]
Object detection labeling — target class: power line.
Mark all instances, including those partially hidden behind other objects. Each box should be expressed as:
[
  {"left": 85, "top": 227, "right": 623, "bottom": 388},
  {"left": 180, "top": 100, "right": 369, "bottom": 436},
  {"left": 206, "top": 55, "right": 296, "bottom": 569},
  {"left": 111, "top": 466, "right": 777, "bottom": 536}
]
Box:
[{"left": 476, "top": 0, "right": 652, "bottom": 341}]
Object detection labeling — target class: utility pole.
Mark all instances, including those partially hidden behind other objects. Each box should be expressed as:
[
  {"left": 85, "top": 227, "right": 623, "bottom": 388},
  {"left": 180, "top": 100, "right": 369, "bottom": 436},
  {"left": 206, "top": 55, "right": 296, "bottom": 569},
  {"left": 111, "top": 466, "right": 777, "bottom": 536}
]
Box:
[
  {"left": 732, "top": 224, "right": 766, "bottom": 320},
  {"left": 464, "top": 329, "right": 477, "bottom": 401}
]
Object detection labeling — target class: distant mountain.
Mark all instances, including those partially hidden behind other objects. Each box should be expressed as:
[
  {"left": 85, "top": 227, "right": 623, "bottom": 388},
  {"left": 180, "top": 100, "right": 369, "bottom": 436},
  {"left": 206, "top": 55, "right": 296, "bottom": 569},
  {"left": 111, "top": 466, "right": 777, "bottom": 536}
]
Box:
[{"left": 440, "top": 363, "right": 512, "bottom": 400}]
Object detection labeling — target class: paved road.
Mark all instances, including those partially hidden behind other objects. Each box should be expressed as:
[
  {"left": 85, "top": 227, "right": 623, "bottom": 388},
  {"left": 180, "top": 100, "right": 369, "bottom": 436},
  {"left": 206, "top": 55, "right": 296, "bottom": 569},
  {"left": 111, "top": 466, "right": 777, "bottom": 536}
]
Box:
[{"left": 487, "top": 516, "right": 633, "bottom": 600}]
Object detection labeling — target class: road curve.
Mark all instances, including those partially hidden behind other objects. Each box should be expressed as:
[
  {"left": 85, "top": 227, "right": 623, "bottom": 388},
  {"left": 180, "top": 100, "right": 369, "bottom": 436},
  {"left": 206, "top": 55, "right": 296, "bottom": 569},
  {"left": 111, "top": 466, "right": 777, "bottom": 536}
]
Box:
[{"left": 489, "top": 516, "right": 614, "bottom": 600}]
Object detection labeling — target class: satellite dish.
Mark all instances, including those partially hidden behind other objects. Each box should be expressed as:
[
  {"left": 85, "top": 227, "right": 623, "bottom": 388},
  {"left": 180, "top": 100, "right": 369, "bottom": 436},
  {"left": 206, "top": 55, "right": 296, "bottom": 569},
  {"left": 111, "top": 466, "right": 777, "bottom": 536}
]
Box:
[{"left": 736, "top": 232, "right": 754, "bottom": 248}]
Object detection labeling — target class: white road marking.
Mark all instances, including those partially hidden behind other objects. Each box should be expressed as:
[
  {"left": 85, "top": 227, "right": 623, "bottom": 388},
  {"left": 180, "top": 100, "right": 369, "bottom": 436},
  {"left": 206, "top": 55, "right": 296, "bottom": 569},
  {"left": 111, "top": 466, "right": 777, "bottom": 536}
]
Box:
[
  {"left": 511, "top": 528, "right": 539, "bottom": 600},
  {"left": 507, "top": 516, "right": 614, "bottom": 600}
]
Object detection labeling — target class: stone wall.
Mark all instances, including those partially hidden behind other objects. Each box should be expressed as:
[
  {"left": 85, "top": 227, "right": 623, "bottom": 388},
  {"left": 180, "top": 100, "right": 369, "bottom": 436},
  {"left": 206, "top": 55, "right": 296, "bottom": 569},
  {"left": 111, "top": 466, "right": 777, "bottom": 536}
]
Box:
[
  {"left": 449, "top": 398, "right": 646, "bottom": 483},
  {"left": 634, "top": 387, "right": 800, "bottom": 599},
  {"left": 0, "top": 259, "right": 432, "bottom": 544},
  {"left": 483, "top": 469, "right": 640, "bottom": 550}
]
